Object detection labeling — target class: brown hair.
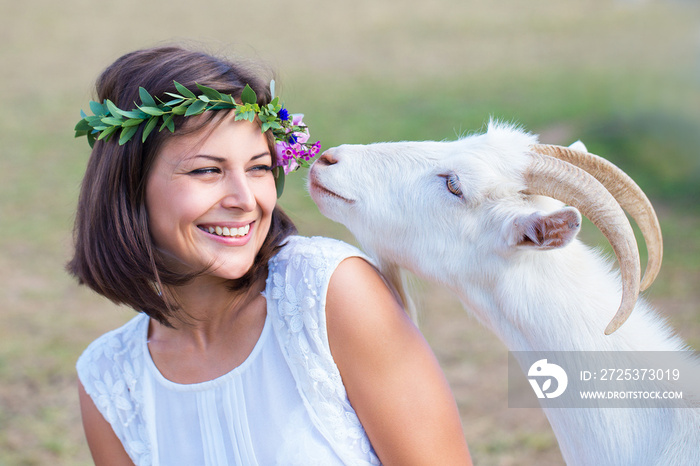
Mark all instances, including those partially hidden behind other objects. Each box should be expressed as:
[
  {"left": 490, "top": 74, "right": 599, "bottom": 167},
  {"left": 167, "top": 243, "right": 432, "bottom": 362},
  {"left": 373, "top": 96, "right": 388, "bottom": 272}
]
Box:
[{"left": 67, "top": 45, "right": 297, "bottom": 326}]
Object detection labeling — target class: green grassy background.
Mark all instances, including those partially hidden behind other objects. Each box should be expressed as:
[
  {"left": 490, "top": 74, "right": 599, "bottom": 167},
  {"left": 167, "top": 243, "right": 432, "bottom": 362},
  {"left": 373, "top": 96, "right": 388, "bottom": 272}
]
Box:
[{"left": 1, "top": 1, "right": 699, "bottom": 464}]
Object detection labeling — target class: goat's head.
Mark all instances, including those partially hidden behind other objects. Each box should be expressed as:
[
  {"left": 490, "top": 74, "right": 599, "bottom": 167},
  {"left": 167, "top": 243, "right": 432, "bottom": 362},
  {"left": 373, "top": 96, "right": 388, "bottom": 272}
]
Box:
[{"left": 308, "top": 122, "right": 662, "bottom": 334}]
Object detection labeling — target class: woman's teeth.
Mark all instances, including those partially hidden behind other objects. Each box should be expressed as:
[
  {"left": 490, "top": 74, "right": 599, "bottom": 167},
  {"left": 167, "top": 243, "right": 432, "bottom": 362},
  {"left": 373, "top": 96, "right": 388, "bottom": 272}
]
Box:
[{"left": 201, "top": 224, "right": 251, "bottom": 238}]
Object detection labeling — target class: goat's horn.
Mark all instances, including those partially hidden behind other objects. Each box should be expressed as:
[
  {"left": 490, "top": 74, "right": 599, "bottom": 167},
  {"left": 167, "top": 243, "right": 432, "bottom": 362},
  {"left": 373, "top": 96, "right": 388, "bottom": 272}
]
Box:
[
  {"left": 524, "top": 152, "right": 641, "bottom": 335},
  {"left": 531, "top": 144, "right": 662, "bottom": 291}
]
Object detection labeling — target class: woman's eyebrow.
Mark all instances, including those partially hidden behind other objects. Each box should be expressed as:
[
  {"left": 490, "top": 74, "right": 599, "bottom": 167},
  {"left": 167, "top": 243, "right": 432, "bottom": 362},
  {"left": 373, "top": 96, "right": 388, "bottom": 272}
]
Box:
[
  {"left": 250, "top": 152, "right": 272, "bottom": 161},
  {"left": 186, "top": 152, "right": 271, "bottom": 163},
  {"left": 186, "top": 154, "right": 227, "bottom": 163}
]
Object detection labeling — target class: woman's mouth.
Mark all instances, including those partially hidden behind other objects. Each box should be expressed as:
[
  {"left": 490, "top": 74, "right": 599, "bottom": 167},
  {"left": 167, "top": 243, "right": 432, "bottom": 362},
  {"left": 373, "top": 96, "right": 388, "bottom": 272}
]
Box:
[{"left": 197, "top": 223, "right": 252, "bottom": 238}]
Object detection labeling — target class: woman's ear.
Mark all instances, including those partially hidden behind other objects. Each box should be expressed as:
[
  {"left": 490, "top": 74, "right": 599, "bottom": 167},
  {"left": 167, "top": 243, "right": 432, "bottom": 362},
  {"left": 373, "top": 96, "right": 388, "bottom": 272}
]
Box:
[{"left": 509, "top": 207, "right": 582, "bottom": 250}]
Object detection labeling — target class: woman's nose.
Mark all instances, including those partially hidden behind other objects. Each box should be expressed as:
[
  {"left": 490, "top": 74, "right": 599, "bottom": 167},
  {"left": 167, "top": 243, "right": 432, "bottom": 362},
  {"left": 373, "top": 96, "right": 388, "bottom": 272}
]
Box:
[{"left": 221, "top": 173, "right": 256, "bottom": 211}]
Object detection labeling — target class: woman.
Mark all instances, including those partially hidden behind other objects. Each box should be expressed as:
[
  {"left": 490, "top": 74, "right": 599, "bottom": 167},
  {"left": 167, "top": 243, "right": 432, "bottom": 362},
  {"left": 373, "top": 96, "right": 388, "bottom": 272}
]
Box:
[{"left": 70, "top": 45, "right": 472, "bottom": 465}]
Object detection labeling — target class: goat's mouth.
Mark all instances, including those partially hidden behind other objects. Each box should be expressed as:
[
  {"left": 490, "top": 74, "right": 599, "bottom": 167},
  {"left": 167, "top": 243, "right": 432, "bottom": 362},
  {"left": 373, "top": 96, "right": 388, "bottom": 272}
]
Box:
[{"left": 308, "top": 178, "right": 355, "bottom": 205}]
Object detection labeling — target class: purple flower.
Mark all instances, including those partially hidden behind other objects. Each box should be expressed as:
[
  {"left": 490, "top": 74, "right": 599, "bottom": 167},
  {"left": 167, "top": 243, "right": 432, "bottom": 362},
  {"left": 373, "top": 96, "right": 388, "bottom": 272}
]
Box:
[
  {"left": 275, "top": 141, "right": 300, "bottom": 174},
  {"left": 272, "top": 113, "right": 321, "bottom": 175}
]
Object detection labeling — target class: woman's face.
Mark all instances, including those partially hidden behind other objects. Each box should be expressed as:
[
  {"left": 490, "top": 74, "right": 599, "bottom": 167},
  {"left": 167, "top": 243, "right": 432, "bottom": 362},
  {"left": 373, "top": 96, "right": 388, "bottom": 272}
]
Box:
[{"left": 145, "top": 113, "right": 277, "bottom": 281}]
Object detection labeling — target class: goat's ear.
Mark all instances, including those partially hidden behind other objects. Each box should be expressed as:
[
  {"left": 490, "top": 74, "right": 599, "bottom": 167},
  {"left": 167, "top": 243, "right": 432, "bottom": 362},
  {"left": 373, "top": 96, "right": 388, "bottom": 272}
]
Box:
[{"left": 508, "top": 207, "right": 582, "bottom": 250}]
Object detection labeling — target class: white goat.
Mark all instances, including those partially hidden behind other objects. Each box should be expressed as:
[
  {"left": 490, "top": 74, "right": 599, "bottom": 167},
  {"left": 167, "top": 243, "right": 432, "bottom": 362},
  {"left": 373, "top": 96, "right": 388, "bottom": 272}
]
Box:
[{"left": 308, "top": 122, "right": 700, "bottom": 466}]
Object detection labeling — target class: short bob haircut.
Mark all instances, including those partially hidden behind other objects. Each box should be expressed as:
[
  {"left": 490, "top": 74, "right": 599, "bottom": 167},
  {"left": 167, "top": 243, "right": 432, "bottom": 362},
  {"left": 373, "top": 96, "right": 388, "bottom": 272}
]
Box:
[{"left": 67, "top": 45, "right": 297, "bottom": 326}]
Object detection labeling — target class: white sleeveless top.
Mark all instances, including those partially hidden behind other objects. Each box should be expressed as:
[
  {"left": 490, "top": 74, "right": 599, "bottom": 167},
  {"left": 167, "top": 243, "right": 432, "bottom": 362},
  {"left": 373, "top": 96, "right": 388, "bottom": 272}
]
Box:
[{"left": 76, "top": 236, "right": 381, "bottom": 465}]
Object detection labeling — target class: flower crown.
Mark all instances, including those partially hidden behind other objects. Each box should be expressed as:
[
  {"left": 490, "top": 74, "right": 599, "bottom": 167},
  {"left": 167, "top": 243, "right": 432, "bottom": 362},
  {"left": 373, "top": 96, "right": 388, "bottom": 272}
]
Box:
[{"left": 74, "top": 80, "right": 320, "bottom": 197}]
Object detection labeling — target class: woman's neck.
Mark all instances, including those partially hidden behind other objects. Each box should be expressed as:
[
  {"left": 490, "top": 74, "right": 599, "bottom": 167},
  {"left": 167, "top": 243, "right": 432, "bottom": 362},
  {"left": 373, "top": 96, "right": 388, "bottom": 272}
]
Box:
[
  {"left": 153, "top": 276, "right": 266, "bottom": 348},
  {"left": 146, "top": 276, "right": 268, "bottom": 384}
]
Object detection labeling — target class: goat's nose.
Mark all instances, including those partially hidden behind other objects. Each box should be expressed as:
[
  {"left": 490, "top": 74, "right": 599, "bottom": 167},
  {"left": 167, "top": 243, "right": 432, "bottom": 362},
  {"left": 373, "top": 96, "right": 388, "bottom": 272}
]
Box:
[{"left": 316, "top": 150, "right": 338, "bottom": 166}]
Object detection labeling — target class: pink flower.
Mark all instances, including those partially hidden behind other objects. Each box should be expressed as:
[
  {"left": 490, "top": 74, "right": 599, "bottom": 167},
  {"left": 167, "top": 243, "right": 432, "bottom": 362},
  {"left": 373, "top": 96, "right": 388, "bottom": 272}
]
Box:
[{"left": 290, "top": 114, "right": 310, "bottom": 144}]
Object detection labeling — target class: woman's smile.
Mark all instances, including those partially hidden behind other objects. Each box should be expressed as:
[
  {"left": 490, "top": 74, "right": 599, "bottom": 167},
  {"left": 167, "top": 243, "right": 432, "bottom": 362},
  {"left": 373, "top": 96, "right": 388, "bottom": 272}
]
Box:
[{"left": 197, "top": 221, "right": 254, "bottom": 242}]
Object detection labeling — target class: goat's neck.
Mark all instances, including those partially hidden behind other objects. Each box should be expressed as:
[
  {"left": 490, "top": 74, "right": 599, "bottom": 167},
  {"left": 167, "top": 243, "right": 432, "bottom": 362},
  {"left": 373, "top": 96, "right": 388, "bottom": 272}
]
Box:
[
  {"left": 443, "top": 241, "right": 682, "bottom": 353},
  {"left": 442, "top": 241, "right": 693, "bottom": 466}
]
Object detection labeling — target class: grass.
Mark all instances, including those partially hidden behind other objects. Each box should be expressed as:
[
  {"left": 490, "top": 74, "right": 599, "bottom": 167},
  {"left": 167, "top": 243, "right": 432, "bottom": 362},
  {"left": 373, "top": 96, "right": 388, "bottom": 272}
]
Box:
[{"left": 1, "top": 0, "right": 699, "bottom": 464}]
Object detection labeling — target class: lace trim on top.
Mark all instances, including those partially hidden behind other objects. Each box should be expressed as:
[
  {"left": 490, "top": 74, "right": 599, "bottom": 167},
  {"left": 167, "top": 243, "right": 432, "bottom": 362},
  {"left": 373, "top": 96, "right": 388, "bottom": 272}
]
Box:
[{"left": 265, "top": 236, "right": 380, "bottom": 465}]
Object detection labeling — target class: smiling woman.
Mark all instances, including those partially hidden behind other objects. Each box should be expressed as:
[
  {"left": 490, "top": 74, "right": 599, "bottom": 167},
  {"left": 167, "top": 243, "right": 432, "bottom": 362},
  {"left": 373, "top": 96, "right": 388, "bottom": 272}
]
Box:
[
  {"left": 67, "top": 46, "right": 296, "bottom": 325},
  {"left": 68, "top": 45, "right": 471, "bottom": 466}
]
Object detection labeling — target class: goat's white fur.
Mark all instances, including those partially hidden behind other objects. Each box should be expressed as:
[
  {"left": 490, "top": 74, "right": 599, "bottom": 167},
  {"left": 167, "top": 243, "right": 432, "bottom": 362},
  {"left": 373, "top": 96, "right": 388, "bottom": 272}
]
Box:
[{"left": 308, "top": 121, "right": 700, "bottom": 466}]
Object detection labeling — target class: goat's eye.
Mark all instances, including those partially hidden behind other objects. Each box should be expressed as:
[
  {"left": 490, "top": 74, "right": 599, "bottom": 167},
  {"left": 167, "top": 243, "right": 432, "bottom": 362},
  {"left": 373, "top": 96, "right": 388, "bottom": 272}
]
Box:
[{"left": 445, "top": 173, "right": 463, "bottom": 197}]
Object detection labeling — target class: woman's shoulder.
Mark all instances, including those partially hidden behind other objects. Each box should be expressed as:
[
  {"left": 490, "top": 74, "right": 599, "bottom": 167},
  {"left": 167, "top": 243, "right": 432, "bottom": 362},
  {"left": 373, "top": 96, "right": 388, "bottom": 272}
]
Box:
[
  {"left": 267, "top": 236, "right": 371, "bottom": 304},
  {"left": 272, "top": 235, "right": 371, "bottom": 268},
  {"left": 76, "top": 314, "right": 152, "bottom": 462},
  {"left": 76, "top": 313, "right": 148, "bottom": 381}
]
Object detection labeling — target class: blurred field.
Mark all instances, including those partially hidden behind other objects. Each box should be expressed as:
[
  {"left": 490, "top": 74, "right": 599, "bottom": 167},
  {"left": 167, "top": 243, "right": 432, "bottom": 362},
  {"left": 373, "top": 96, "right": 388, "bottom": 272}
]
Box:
[{"left": 1, "top": 0, "right": 699, "bottom": 464}]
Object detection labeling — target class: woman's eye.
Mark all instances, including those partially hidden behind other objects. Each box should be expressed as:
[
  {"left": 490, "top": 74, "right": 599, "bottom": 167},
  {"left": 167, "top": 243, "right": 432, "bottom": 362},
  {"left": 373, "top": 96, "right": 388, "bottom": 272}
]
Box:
[
  {"left": 189, "top": 167, "right": 220, "bottom": 175},
  {"left": 446, "top": 173, "right": 463, "bottom": 197},
  {"left": 250, "top": 164, "right": 273, "bottom": 173}
]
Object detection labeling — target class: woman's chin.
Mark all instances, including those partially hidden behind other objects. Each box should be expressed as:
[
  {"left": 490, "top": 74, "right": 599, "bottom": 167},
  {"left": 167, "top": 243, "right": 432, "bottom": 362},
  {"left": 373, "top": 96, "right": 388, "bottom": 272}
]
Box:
[{"left": 204, "top": 261, "right": 255, "bottom": 282}]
